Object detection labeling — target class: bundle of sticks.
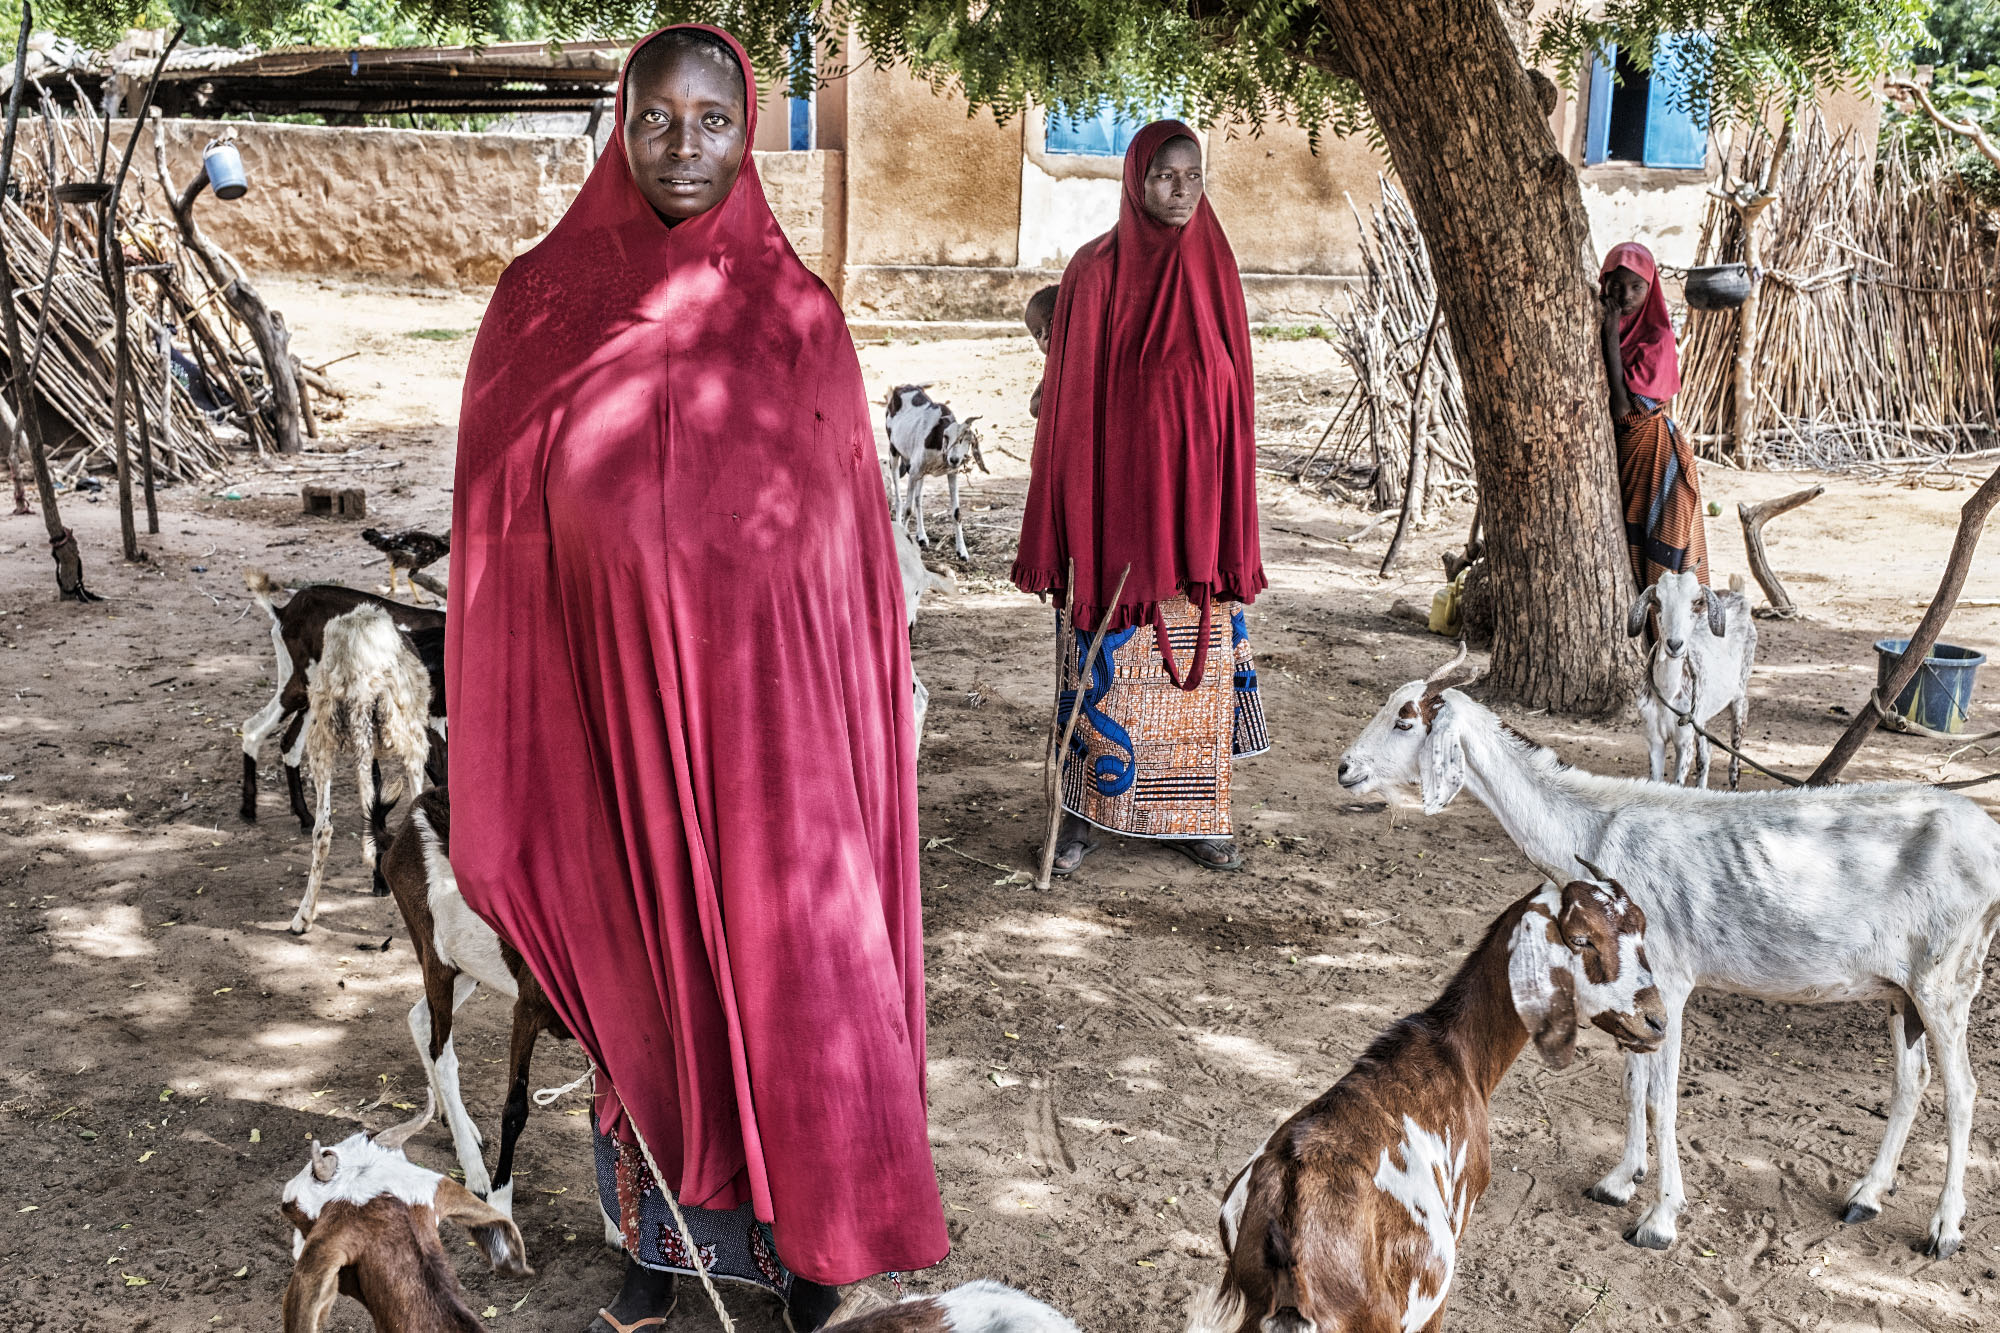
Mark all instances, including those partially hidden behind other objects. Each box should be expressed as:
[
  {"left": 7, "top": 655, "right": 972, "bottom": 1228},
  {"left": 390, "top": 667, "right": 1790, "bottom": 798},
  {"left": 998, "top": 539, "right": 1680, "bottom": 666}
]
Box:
[
  {"left": 1289, "top": 178, "right": 1475, "bottom": 517},
  {"left": 3, "top": 87, "right": 318, "bottom": 485},
  {"left": 1677, "top": 116, "right": 2000, "bottom": 467}
]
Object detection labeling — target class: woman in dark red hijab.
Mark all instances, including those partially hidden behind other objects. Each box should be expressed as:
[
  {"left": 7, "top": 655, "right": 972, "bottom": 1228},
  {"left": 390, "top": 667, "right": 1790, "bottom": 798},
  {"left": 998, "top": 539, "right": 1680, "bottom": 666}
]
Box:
[
  {"left": 448, "top": 26, "right": 945, "bottom": 1330},
  {"left": 1014, "top": 121, "right": 1268, "bottom": 876},
  {"left": 1600, "top": 240, "right": 1708, "bottom": 589}
]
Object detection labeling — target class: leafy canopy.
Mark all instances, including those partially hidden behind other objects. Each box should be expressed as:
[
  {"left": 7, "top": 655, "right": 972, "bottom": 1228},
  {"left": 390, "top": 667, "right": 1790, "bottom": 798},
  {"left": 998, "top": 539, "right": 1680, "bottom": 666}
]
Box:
[
  {"left": 1920, "top": 0, "right": 2000, "bottom": 71},
  {"left": 29, "top": 0, "right": 1930, "bottom": 132}
]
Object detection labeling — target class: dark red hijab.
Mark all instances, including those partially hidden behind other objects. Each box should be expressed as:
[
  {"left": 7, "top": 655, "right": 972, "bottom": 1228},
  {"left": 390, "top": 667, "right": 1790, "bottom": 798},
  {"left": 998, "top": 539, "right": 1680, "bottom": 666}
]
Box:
[
  {"left": 1013, "top": 119, "right": 1264, "bottom": 689},
  {"left": 1601, "top": 240, "right": 1681, "bottom": 401},
  {"left": 447, "top": 26, "right": 945, "bottom": 1285}
]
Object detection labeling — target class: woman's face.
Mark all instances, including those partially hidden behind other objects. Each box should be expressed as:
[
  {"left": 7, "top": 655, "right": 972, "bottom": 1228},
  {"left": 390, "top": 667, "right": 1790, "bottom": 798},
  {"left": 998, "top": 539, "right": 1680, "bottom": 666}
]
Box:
[
  {"left": 1141, "top": 135, "right": 1204, "bottom": 228},
  {"left": 1602, "top": 265, "right": 1650, "bottom": 319},
  {"left": 622, "top": 41, "right": 749, "bottom": 224}
]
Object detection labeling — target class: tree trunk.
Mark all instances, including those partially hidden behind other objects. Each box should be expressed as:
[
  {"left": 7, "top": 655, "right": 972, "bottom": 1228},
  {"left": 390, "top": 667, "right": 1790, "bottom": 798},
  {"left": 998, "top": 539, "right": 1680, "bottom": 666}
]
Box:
[{"left": 1324, "top": 0, "right": 1635, "bottom": 711}]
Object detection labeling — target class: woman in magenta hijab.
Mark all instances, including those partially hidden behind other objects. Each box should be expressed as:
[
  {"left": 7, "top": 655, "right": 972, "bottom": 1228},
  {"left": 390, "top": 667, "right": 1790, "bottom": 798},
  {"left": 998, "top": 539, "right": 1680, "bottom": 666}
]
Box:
[
  {"left": 1600, "top": 240, "right": 1708, "bottom": 589},
  {"left": 1014, "top": 121, "right": 1269, "bottom": 877},
  {"left": 448, "top": 26, "right": 946, "bottom": 1330}
]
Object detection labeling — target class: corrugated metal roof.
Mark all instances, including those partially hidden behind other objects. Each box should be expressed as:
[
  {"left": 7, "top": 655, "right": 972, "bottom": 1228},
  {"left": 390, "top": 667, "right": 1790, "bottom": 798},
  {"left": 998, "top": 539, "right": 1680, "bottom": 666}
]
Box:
[{"left": 113, "top": 37, "right": 628, "bottom": 82}]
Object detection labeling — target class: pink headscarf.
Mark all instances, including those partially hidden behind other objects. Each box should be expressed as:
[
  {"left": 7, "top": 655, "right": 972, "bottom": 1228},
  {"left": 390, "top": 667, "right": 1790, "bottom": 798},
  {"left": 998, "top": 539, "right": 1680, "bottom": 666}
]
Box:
[{"left": 1601, "top": 241, "right": 1681, "bottom": 402}]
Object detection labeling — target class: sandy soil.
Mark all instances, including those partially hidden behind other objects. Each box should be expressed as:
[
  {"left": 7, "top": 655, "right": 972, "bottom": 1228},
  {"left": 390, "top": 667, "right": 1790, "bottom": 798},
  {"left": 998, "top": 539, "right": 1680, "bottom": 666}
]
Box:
[{"left": 4, "top": 275, "right": 2000, "bottom": 1333}]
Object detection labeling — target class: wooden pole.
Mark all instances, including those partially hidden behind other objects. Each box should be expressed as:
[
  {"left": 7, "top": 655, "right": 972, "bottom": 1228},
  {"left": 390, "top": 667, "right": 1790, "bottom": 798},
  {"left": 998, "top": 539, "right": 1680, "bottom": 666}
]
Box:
[
  {"left": 1380, "top": 291, "right": 1443, "bottom": 577},
  {"left": 0, "top": 3, "right": 93, "bottom": 600},
  {"left": 1809, "top": 462, "right": 2000, "bottom": 784},
  {"left": 1721, "top": 113, "right": 1794, "bottom": 462},
  {"left": 1737, "top": 484, "right": 1822, "bottom": 617},
  {"left": 1035, "top": 562, "right": 1132, "bottom": 890}
]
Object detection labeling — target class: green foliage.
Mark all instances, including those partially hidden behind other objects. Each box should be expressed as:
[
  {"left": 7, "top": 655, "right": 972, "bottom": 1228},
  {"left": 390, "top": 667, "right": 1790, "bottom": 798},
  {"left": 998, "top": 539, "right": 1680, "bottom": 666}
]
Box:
[
  {"left": 1537, "top": 0, "right": 1930, "bottom": 133},
  {"left": 1882, "top": 67, "right": 2000, "bottom": 205},
  {"left": 15, "top": 0, "right": 1934, "bottom": 143},
  {"left": 1919, "top": 0, "right": 2000, "bottom": 71}
]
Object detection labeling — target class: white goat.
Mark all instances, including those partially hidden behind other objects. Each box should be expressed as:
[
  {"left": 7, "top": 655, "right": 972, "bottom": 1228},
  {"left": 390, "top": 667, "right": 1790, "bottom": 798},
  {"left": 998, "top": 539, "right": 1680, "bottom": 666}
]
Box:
[
  {"left": 894, "top": 522, "right": 953, "bottom": 750},
  {"left": 829, "top": 1281, "right": 1080, "bottom": 1331},
  {"left": 886, "top": 383, "right": 986, "bottom": 560},
  {"left": 291, "top": 605, "right": 433, "bottom": 936},
  {"left": 1630, "top": 571, "right": 1756, "bottom": 788},
  {"left": 281, "top": 1092, "right": 531, "bottom": 1333},
  {"left": 1336, "top": 652, "right": 2000, "bottom": 1260}
]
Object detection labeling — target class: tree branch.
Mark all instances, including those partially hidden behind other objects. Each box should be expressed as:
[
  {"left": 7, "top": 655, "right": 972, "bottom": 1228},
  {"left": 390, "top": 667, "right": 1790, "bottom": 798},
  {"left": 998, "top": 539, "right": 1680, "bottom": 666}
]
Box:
[{"left": 1887, "top": 76, "right": 2000, "bottom": 171}]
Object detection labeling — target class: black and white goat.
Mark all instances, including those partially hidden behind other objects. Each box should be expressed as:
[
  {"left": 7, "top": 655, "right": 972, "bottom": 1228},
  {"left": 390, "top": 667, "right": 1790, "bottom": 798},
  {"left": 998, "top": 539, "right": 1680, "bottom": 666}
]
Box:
[
  {"left": 1337, "top": 649, "right": 2000, "bottom": 1259},
  {"left": 376, "top": 787, "right": 571, "bottom": 1218},
  {"left": 290, "top": 605, "right": 434, "bottom": 936},
  {"left": 241, "top": 569, "right": 446, "bottom": 830},
  {"left": 1193, "top": 874, "right": 1662, "bottom": 1333},
  {"left": 281, "top": 1092, "right": 530, "bottom": 1333},
  {"left": 886, "top": 383, "right": 986, "bottom": 561},
  {"left": 1629, "top": 571, "right": 1756, "bottom": 788}
]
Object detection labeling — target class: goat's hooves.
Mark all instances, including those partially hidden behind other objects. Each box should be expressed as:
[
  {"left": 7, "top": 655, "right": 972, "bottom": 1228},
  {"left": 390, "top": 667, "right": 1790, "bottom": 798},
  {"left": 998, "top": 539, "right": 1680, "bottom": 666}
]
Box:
[
  {"left": 1841, "top": 1201, "right": 1881, "bottom": 1225},
  {"left": 1585, "top": 1182, "right": 1635, "bottom": 1207},
  {"left": 1919, "top": 1233, "right": 1962, "bottom": 1260},
  {"left": 1622, "top": 1222, "right": 1675, "bottom": 1251},
  {"left": 287, "top": 921, "right": 311, "bottom": 937},
  {"left": 239, "top": 807, "right": 257, "bottom": 823}
]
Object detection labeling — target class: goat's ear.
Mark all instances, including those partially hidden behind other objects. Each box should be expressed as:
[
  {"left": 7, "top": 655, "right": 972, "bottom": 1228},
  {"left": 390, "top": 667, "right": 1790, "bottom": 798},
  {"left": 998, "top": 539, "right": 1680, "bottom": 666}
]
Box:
[
  {"left": 1704, "top": 587, "right": 1728, "bottom": 638},
  {"left": 1508, "top": 893, "right": 1580, "bottom": 1069},
  {"left": 282, "top": 1224, "right": 353, "bottom": 1333},
  {"left": 1418, "top": 699, "right": 1465, "bottom": 814},
  {"left": 1625, "top": 585, "right": 1656, "bottom": 639},
  {"left": 433, "top": 1178, "right": 533, "bottom": 1277}
]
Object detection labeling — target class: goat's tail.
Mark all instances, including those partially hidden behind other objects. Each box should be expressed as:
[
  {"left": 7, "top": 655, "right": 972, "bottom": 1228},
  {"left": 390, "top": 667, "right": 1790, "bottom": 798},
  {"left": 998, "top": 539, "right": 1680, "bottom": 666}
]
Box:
[
  {"left": 1260, "top": 1219, "right": 1315, "bottom": 1333},
  {"left": 243, "top": 567, "right": 285, "bottom": 622},
  {"left": 1727, "top": 572, "right": 1745, "bottom": 595}
]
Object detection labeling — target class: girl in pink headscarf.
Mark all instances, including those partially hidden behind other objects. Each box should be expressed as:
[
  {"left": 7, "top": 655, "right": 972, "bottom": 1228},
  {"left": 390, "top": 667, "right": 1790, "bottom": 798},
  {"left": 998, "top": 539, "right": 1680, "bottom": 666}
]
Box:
[{"left": 1600, "top": 241, "right": 1708, "bottom": 589}]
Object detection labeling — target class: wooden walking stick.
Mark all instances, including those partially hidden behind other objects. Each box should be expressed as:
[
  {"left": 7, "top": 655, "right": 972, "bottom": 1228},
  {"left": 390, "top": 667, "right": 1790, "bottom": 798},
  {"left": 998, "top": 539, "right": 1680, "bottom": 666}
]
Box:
[{"left": 1036, "top": 561, "right": 1132, "bottom": 891}]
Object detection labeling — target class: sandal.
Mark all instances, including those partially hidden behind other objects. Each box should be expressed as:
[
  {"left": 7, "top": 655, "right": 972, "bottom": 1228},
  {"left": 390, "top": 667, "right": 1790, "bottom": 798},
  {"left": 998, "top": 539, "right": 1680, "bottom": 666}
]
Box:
[
  {"left": 1172, "top": 838, "right": 1243, "bottom": 872},
  {"left": 1050, "top": 817, "right": 1099, "bottom": 877},
  {"left": 594, "top": 1311, "right": 669, "bottom": 1333}
]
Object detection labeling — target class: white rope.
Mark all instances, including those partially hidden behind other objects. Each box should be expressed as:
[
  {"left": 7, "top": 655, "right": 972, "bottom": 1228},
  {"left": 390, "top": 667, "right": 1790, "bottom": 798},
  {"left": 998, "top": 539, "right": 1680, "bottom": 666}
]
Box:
[
  {"left": 624, "top": 1106, "right": 735, "bottom": 1331},
  {"left": 530, "top": 1066, "right": 594, "bottom": 1108}
]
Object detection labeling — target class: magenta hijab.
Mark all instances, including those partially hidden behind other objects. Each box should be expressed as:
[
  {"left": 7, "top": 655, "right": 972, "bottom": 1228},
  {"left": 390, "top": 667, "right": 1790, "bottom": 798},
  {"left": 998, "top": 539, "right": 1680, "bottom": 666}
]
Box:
[
  {"left": 446, "top": 24, "right": 946, "bottom": 1285},
  {"left": 1601, "top": 240, "right": 1681, "bottom": 401}
]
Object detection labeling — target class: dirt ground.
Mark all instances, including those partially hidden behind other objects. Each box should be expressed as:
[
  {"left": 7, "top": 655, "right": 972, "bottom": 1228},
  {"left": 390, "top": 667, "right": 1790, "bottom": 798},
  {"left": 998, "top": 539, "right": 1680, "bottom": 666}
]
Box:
[{"left": 5, "top": 275, "right": 2000, "bottom": 1333}]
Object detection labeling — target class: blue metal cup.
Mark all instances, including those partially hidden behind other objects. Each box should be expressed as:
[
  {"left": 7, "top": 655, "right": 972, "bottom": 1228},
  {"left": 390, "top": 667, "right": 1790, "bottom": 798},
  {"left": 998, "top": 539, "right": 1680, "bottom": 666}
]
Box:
[{"left": 203, "top": 141, "right": 248, "bottom": 200}]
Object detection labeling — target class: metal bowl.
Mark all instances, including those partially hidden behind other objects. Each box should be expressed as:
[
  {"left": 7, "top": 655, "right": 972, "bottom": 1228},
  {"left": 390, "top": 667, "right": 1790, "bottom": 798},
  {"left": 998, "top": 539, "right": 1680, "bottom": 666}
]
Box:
[{"left": 1683, "top": 263, "right": 1752, "bottom": 311}]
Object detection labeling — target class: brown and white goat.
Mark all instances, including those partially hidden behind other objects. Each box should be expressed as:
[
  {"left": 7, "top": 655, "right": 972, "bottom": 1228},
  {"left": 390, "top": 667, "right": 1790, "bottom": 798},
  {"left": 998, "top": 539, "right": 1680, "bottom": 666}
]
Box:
[
  {"left": 829, "top": 1280, "right": 1081, "bottom": 1331},
  {"left": 290, "top": 605, "right": 434, "bottom": 935},
  {"left": 281, "top": 1093, "right": 530, "bottom": 1333},
  {"left": 377, "top": 786, "right": 570, "bottom": 1214},
  {"left": 241, "top": 568, "right": 446, "bottom": 831},
  {"left": 1192, "top": 873, "right": 1665, "bottom": 1333}
]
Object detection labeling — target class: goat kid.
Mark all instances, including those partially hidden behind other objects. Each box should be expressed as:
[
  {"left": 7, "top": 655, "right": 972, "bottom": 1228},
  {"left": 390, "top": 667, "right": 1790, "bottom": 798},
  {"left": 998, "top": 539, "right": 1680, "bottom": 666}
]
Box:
[
  {"left": 829, "top": 1281, "right": 1081, "bottom": 1331},
  {"left": 886, "top": 383, "right": 986, "bottom": 560},
  {"left": 1629, "top": 571, "right": 1755, "bottom": 788},
  {"left": 1192, "top": 875, "right": 1662, "bottom": 1333},
  {"left": 894, "top": 521, "right": 954, "bottom": 750},
  {"left": 242, "top": 568, "right": 447, "bottom": 831},
  {"left": 281, "top": 1093, "right": 530, "bottom": 1333},
  {"left": 1337, "top": 655, "right": 2000, "bottom": 1258},
  {"left": 291, "top": 606, "right": 434, "bottom": 935},
  {"left": 378, "top": 786, "right": 571, "bottom": 1214}
]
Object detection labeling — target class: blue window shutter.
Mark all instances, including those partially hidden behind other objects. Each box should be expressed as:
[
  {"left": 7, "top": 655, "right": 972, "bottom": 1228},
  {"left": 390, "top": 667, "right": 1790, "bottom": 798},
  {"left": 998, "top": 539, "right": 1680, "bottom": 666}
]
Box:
[
  {"left": 789, "top": 96, "right": 813, "bottom": 151},
  {"left": 1642, "top": 33, "right": 1709, "bottom": 169},
  {"left": 1585, "top": 47, "right": 1613, "bottom": 165},
  {"left": 1046, "top": 106, "right": 1154, "bottom": 157}
]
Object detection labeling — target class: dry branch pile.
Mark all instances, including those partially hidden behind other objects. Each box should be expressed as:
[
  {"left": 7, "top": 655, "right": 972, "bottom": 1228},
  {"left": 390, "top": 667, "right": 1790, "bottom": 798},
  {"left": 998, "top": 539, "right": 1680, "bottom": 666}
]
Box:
[
  {"left": 1678, "top": 117, "right": 2000, "bottom": 467},
  {"left": 5, "top": 97, "right": 307, "bottom": 484},
  {"left": 1289, "top": 178, "right": 1474, "bottom": 517}
]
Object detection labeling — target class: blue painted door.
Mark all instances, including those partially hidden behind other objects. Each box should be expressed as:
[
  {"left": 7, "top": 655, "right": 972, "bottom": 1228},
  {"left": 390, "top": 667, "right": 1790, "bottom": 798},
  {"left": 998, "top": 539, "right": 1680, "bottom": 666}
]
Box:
[
  {"left": 1643, "top": 33, "right": 1710, "bottom": 169},
  {"left": 1585, "top": 47, "right": 1614, "bottom": 165}
]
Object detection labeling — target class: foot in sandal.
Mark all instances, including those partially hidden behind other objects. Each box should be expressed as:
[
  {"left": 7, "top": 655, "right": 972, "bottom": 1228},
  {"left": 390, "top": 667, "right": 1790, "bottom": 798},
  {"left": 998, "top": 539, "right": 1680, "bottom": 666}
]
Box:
[
  {"left": 1173, "top": 837, "right": 1242, "bottom": 871},
  {"left": 587, "top": 1256, "right": 677, "bottom": 1333},
  {"left": 1051, "top": 813, "right": 1100, "bottom": 876},
  {"left": 786, "top": 1277, "right": 845, "bottom": 1331}
]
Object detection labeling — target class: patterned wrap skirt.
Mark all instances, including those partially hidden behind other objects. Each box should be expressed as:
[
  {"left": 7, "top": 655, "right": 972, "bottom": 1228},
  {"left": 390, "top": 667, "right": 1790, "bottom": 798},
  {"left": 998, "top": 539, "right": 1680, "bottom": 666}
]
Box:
[
  {"left": 1057, "top": 595, "right": 1270, "bottom": 839},
  {"left": 594, "top": 1120, "right": 793, "bottom": 1298},
  {"left": 1616, "top": 399, "right": 1709, "bottom": 589}
]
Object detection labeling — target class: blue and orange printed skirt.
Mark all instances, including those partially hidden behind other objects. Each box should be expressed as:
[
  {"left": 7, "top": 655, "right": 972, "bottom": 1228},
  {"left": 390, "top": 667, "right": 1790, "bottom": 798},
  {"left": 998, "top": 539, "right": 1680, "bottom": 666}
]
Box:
[{"left": 1057, "top": 595, "right": 1270, "bottom": 840}]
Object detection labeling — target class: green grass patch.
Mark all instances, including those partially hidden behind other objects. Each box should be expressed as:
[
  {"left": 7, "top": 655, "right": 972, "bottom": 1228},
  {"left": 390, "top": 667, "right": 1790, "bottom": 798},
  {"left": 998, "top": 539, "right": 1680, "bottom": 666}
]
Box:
[
  {"left": 1253, "top": 323, "right": 1330, "bottom": 341},
  {"left": 405, "top": 328, "right": 470, "bottom": 342}
]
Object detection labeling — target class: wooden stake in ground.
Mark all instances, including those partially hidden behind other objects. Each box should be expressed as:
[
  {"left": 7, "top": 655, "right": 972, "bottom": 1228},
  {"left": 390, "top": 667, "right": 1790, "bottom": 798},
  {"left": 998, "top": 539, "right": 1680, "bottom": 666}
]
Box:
[
  {"left": 1738, "top": 484, "right": 1822, "bottom": 617},
  {"left": 1036, "top": 562, "right": 1132, "bottom": 891},
  {"left": 1380, "top": 291, "right": 1443, "bottom": 577},
  {"left": 0, "top": 3, "right": 93, "bottom": 600},
  {"left": 1809, "top": 462, "right": 2000, "bottom": 785},
  {"left": 1715, "top": 111, "right": 1796, "bottom": 461}
]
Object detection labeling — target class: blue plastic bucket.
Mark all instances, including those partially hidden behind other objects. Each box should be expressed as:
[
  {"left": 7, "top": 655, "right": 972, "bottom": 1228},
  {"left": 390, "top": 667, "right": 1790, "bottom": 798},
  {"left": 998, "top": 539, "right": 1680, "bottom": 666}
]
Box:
[
  {"left": 202, "top": 141, "right": 247, "bottom": 200},
  {"left": 1873, "top": 639, "right": 1986, "bottom": 733}
]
